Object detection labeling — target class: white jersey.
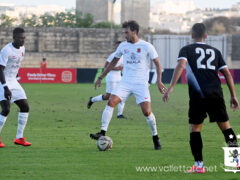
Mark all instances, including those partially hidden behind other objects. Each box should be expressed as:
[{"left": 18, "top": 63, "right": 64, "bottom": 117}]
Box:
[
  {"left": 0, "top": 42, "right": 25, "bottom": 80},
  {"left": 106, "top": 52, "right": 123, "bottom": 82},
  {"left": 115, "top": 39, "right": 158, "bottom": 84}
]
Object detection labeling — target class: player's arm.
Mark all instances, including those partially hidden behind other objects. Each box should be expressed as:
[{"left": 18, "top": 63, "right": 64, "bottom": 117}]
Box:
[
  {"left": 220, "top": 67, "right": 239, "bottom": 111},
  {"left": 153, "top": 58, "right": 166, "bottom": 94},
  {"left": 103, "top": 61, "right": 109, "bottom": 70},
  {"left": 95, "top": 57, "right": 120, "bottom": 89},
  {"left": 112, "top": 65, "right": 123, "bottom": 71},
  {"left": 163, "top": 59, "right": 187, "bottom": 102},
  {"left": 105, "top": 59, "right": 123, "bottom": 71},
  {"left": 0, "top": 65, "right": 12, "bottom": 100}
]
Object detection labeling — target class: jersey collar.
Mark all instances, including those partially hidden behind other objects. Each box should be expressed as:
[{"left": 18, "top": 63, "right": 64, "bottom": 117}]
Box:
[{"left": 195, "top": 42, "right": 206, "bottom": 44}]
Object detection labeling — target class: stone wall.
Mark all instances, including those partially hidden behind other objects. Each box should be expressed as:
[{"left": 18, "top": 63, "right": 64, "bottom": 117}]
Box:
[
  {"left": 0, "top": 27, "right": 239, "bottom": 69},
  {"left": 0, "top": 27, "right": 124, "bottom": 68}
]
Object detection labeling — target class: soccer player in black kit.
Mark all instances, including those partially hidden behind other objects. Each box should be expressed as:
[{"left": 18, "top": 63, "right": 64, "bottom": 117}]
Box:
[{"left": 163, "top": 23, "right": 239, "bottom": 173}]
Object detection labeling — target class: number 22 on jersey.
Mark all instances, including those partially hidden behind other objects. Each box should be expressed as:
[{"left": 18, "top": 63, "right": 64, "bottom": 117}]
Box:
[{"left": 195, "top": 47, "right": 216, "bottom": 70}]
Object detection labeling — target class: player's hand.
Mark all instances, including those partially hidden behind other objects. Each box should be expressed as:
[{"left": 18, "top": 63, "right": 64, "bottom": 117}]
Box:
[
  {"left": 4, "top": 86, "right": 12, "bottom": 101},
  {"left": 230, "top": 96, "right": 239, "bottom": 111},
  {"left": 162, "top": 87, "right": 173, "bottom": 102},
  {"left": 157, "top": 82, "right": 167, "bottom": 94},
  {"left": 94, "top": 77, "right": 102, "bottom": 90}
]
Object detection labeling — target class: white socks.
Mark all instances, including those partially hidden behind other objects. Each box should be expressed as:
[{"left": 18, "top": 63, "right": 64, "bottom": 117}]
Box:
[
  {"left": 101, "top": 105, "right": 114, "bottom": 131},
  {"left": 145, "top": 113, "right": 158, "bottom": 136},
  {"left": 92, "top": 95, "right": 103, "bottom": 102},
  {"left": 0, "top": 115, "right": 7, "bottom": 134},
  {"left": 117, "top": 101, "right": 125, "bottom": 116},
  {"left": 16, "top": 112, "right": 29, "bottom": 139}
]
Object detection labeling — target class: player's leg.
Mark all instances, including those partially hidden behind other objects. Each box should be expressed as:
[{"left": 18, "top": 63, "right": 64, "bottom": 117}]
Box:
[
  {"left": 108, "top": 81, "right": 127, "bottom": 119},
  {"left": 117, "top": 101, "right": 126, "bottom": 118},
  {"left": 90, "top": 81, "right": 130, "bottom": 140},
  {"left": 186, "top": 123, "right": 205, "bottom": 173},
  {"left": 186, "top": 99, "right": 206, "bottom": 173},
  {"left": 87, "top": 81, "right": 114, "bottom": 109},
  {"left": 139, "top": 101, "right": 161, "bottom": 150},
  {"left": 217, "top": 121, "right": 238, "bottom": 147},
  {"left": 209, "top": 97, "right": 238, "bottom": 147},
  {"left": 90, "top": 95, "right": 121, "bottom": 140},
  {"left": 87, "top": 93, "right": 111, "bottom": 109},
  {"left": 102, "top": 95, "right": 121, "bottom": 131},
  {"left": 134, "top": 83, "right": 161, "bottom": 150},
  {"left": 0, "top": 100, "right": 10, "bottom": 148},
  {"left": 14, "top": 99, "right": 31, "bottom": 146}
]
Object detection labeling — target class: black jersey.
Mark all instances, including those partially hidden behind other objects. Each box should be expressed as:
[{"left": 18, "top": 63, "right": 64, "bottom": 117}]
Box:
[{"left": 178, "top": 42, "right": 227, "bottom": 99}]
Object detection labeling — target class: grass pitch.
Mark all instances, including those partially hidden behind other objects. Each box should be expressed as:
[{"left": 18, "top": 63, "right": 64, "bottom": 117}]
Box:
[{"left": 0, "top": 83, "right": 239, "bottom": 180}]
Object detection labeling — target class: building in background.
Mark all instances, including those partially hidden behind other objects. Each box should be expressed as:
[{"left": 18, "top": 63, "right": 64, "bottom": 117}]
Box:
[
  {"left": 121, "top": 0, "right": 150, "bottom": 29},
  {"left": 0, "top": 3, "right": 65, "bottom": 17},
  {"left": 150, "top": 0, "right": 240, "bottom": 33},
  {"left": 0, "top": 3, "right": 65, "bottom": 25},
  {"left": 76, "top": 0, "right": 114, "bottom": 23}
]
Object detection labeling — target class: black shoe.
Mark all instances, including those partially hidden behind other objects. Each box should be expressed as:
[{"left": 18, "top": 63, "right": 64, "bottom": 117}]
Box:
[
  {"left": 153, "top": 136, "right": 162, "bottom": 150},
  {"left": 117, "top": 114, "right": 127, "bottom": 119},
  {"left": 87, "top": 97, "right": 93, "bottom": 109},
  {"left": 90, "top": 132, "right": 104, "bottom": 140}
]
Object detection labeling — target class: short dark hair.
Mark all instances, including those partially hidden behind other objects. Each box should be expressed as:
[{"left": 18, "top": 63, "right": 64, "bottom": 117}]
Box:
[
  {"left": 13, "top": 27, "right": 25, "bottom": 35},
  {"left": 191, "top": 23, "right": 207, "bottom": 39},
  {"left": 122, "top": 20, "right": 139, "bottom": 34}
]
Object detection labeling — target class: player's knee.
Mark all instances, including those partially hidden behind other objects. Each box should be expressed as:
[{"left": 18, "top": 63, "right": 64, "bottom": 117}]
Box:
[
  {"left": 20, "top": 103, "right": 30, "bottom": 112},
  {"left": 143, "top": 111, "right": 151, "bottom": 117},
  {"left": 189, "top": 124, "right": 202, "bottom": 132},
  {"left": 1, "top": 107, "right": 10, "bottom": 116},
  {"left": 107, "top": 100, "right": 116, "bottom": 108},
  {"left": 108, "top": 96, "right": 120, "bottom": 107}
]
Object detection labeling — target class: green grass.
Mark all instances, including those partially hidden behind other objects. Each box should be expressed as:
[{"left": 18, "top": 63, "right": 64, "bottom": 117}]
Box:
[{"left": 0, "top": 83, "right": 239, "bottom": 180}]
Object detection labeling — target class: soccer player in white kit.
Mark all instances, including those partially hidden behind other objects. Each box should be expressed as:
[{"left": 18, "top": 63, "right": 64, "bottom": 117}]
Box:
[
  {"left": 0, "top": 28, "right": 31, "bottom": 147},
  {"left": 90, "top": 21, "right": 166, "bottom": 150},
  {"left": 87, "top": 41, "right": 126, "bottom": 118}
]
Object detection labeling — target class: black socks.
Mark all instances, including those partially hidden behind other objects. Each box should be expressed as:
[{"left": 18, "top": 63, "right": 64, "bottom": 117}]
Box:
[
  {"left": 190, "top": 132, "right": 203, "bottom": 161},
  {"left": 222, "top": 128, "right": 238, "bottom": 147}
]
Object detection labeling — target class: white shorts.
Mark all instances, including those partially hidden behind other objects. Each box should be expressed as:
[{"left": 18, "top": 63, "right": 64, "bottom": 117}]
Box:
[
  {"left": 111, "top": 81, "right": 151, "bottom": 105},
  {"left": 106, "top": 81, "right": 119, "bottom": 94},
  {"left": 0, "top": 79, "right": 27, "bottom": 103}
]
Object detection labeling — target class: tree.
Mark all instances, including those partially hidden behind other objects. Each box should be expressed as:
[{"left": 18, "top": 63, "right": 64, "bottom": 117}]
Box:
[
  {"left": 54, "top": 11, "right": 75, "bottom": 27},
  {"left": 92, "top": 21, "right": 120, "bottom": 28},
  {"left": 39, "top": 13, "right": 55, "bottom": 27},
  {"left": 0, "top": 14, "right": 17, "bottom": 27},
  {"left": 75, "top": 11, "right": 94, "bottom": 28},
  {"left": 20, "top": 14, "right": 39, "bottom": 27}
]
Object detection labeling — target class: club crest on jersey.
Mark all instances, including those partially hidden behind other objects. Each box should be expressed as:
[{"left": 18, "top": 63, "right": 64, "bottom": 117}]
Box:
[
  {"left": 22, "top": 52, "right": 24, "bottom": 56},
  {"left": 137, "top": 48, "right": 141, "bottom": 53}
]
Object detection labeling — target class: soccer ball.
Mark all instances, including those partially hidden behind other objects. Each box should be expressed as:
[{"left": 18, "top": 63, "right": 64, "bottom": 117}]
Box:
[{"left": 97, "top": 136, "right": 113, "bottom": 151}]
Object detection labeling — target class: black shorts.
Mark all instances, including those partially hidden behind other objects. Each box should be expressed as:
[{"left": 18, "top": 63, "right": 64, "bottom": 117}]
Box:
[{"left": 188, "top": 97, "right": 229, "bottom": 124}]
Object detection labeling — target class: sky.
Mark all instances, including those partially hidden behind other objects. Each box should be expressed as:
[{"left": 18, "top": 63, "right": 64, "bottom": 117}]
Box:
[{"left": 0, "top": 0, "right": 240, "bottom": 9}]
